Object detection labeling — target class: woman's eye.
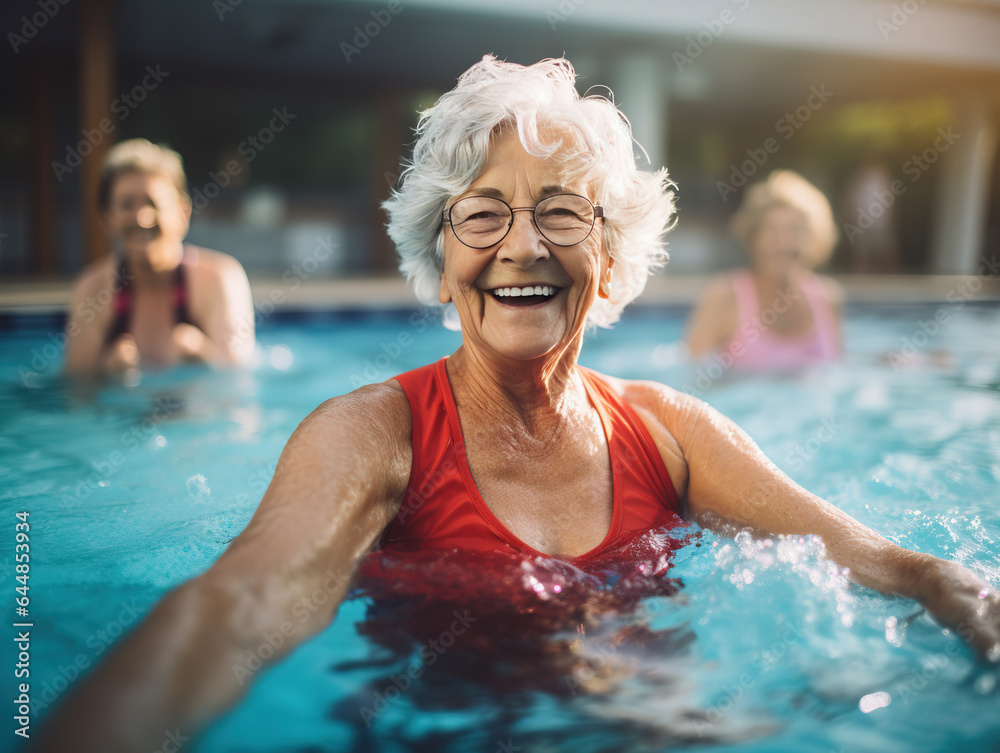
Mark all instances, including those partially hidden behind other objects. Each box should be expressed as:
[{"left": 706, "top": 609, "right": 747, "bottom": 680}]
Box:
[{"left": 540, "top": 208, "right": 581, "bottom": 220}]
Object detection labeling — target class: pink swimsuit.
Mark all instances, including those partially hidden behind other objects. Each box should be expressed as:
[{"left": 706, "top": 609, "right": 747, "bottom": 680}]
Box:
[{"left": 724, "top": 269, "right": 839, "bottom": 372}]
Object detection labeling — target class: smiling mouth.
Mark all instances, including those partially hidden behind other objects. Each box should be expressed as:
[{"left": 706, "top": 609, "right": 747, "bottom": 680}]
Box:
[
  {"left": 489, "top": 285, "right": 561, "bottom": 306},
  {"left": 123, "top": 226, "right": 158, "bottom": 240}
]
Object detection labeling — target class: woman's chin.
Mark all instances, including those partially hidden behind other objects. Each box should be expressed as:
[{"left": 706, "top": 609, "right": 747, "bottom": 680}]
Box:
[
  {"left": 463, "top": 296, "right": 581, "bottom": 363},
  {"left": 477, "top": 328, "right": 573, "bottom": 364}
]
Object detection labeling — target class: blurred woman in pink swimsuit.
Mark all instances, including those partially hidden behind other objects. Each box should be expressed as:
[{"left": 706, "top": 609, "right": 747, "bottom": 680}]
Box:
[{"left": 686, "top": 170, "right": 843, "bottom": 372}]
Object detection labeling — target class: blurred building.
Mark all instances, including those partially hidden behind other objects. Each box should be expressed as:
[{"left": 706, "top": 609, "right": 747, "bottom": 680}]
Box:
[{"left": 1, "top": 0, "right": 998, "bottom": 281}]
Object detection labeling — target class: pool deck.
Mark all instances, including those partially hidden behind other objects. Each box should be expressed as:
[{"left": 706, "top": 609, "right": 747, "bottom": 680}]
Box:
[{"left": 1, "top": 274, "right": 999, "bottom": 314}]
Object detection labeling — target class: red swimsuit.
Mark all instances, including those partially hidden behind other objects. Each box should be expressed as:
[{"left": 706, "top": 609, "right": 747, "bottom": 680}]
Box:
[{"left": 379, "top": 358, "right": 682, "bottom": 564}]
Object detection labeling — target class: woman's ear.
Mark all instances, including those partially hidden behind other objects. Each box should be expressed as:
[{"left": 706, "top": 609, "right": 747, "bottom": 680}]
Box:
[
  {"left": 438, "top": 272, "right": 451, "bottom": 304},
  {"left": 598, "top": 258, "right": 613, "bottom": 300},
  {"left": 98, "top": 210, "right": 113, "bottom": 237},
  {"left": 179, "top": 195, "right": 193, "bottom": 233}
]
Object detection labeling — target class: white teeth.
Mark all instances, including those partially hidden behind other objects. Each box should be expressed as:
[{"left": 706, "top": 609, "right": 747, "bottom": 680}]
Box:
[{"left": 492, "top": 286, "right": 556, "bottom": 298}]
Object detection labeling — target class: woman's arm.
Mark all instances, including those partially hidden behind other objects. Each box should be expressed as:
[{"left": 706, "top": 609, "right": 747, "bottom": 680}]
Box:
[
  {"left": 179, "top": 252, "right": 256, "bottom": 366},
  {"left": 819, "top": 274, "right": 845, "bottom": 356},
  {"left": 627, "top": 381, "right": 1000, "bottom": 658},
  {"left": 34, "top": 382, "right": 411, "bottom": 753},
  {"left": 684, "top": 276, "right": 737, "bottom": 360},
  {"left": 63, "top": 264, "right": 117, "bottom": 374}
]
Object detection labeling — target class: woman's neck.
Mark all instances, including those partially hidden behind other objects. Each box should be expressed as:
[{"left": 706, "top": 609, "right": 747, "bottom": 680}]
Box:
[
  {"left": 752, "top": 263, "right": 808, "bottom": 292},
  {"left": 446, "top": 340, "right": 589, "bottom": 437},
  {"left": 127, "top": 240, "right": 185, "bottom": 285}
]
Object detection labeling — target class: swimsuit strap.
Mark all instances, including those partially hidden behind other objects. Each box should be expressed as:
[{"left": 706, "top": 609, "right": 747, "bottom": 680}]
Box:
[
  {"left": 103, "top": 246, "right": 196, "bottom": 346},
  {"left": 105, "top": 259, "right": 133, "bottom": 346},
  {"left": 796, "top": 270, "right": 839, "bottom": 359},
  {"left": 383, "top": 358, "right": 683, "bottom": 561},
  {"left": 173, "top": 245, "right": 194, "bottom": 327},
  {"left": 729, "top": 269, "right": 758, "bottom": 332}
]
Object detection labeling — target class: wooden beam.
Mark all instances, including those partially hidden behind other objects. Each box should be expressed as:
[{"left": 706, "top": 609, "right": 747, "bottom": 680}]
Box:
[
  {"left": 77, "top": 0, "right": 115, "bottom": 265},
  {"left": 371, "top": 89, "right": 406, "bottom": 273},
  {"left": 29, "top": 56, "right": 58, "bottom": 277}
]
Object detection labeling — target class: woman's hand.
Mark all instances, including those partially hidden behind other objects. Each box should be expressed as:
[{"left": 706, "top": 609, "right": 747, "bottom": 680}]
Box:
[
  {"left": 916, "top": 558, "right": 1000, "bottom": 660},
  {"left": 171, "top": 322, "right": 210, "bottom": 362},
  {"left": 102, "top": 334, "right": 141, "bottom": 373}
]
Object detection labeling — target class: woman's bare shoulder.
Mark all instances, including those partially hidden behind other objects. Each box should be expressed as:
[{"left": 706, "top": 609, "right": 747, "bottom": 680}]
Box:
[
  {"left": 686, "top": 272, "right": 740, "bottom": 357},
  {"left": 596, "top": 373, "right": 705, "bottom": 429},
  {"left": 814, "top": 273, "right": 845, "bottom": 308},
  {"left": 588, "top": 371, "right": 708, "bottom": 498},
  {"left": 190, "top": 245, "right": 238, "bottom": 266},
  {"left": 698, "top": 272, "right": 739, "bottom": 305},
  {"left": 71, "top": 256, "right": 118, "bottom": 299},
  {"left": 278, "top": 380, "right": 413, "bottom": 502},
  {"left": 688, "top": 273, "right": 739, "bottom": 322},
  {"left": 306, "top": 379, "right": 412, "bottom": 441},
  {"left": 186, "top": 246, "right": 248, "bottom": 285}
]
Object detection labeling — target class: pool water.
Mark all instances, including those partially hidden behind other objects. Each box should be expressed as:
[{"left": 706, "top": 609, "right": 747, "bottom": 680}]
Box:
[{"left": 2, "top": 303, "right": 1000, "bottom": 753}]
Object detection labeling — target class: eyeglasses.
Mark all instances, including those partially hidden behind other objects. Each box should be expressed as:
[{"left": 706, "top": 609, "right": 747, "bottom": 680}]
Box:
[{"left": 443, "top": 193, "right": 604, "bottom": 249}]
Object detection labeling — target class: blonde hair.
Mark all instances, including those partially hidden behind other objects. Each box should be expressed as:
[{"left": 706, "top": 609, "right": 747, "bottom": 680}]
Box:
[
  {"left": 730, "top": 170, "right": 836, "bottom": 268},
  {"left": 383, "top": 55, "right": 676, "bottom": 328},
  {"left": 98, "top": 138, "right": 189, "bottom": 211}
]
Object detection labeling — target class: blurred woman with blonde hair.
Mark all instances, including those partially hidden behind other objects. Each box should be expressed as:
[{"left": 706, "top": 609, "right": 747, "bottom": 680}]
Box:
[
  {"left": 686, "top": 170, "right": 843, "bottom": 372},
  {"left": 64, "top": 139, "right": 255, "bottom": 377}
]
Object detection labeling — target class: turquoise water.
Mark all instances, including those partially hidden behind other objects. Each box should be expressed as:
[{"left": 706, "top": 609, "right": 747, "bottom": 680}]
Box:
[{"left": 1, "top": 303, "right": 999, "bottom": 752}]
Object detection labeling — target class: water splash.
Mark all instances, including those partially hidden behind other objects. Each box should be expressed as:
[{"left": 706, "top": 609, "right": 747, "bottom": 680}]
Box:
[
  {"left": 342, "top": 523, "right": 788, "bottom": 747},
  {"left": 186, "top": 473, "right": 211, "bottom": 505},
  {"left": 713, "top": 530, "right": 857, "bottom": 628}
]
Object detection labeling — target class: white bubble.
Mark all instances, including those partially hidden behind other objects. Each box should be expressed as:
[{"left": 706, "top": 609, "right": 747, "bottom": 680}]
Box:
[
  {"left": 859, "top": 691, "right": 891, "bottom": 713},
  {"left": 269, "top": 344, "right": 294, "bottom": 370},
  {"left": 974, "top": 674, "right": 996, "bottom": 694},
  {"left": 885, "top": 616, "right": 901, "bottom": 646},
  {"left": 155, "top": 436, "right": 167, "bottom": 447},
  {"left": 651, "top": 342, "right": 683, "bottom": 368}
]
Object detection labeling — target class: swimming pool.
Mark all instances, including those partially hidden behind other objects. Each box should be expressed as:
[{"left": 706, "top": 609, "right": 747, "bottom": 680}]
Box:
[{"left": 2, "top": 302, "right": 999, "bottom": 752}]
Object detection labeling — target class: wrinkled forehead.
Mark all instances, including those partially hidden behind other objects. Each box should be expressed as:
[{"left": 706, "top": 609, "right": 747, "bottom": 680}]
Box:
[
  {"left": 470, "top": 122, "right": 593, "bottom": 197},
  {"left": 108, "top": 170, "right": 183, "bottom": 204},
  {"left": 758, "top": 202, "right": 811, "bottom": 231}
]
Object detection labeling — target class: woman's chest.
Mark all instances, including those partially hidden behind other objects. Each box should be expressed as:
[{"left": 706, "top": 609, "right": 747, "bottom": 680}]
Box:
[
  {"left": 129, "top": 290, "right": 179, "bottom": 362},
  {"left": 461, "top": 425, "right": 615, "bottom": 558}
]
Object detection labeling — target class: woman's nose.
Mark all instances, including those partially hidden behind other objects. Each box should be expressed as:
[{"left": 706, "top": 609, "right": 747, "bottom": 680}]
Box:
[
  {"left": 136, "top": 206, "right": 157, "bottom": 229},
  {"left": 497, "top": 208, "right": 549, "bottom": 265}
]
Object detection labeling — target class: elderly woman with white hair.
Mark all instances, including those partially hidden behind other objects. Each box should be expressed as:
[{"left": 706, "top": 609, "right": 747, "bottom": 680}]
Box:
[
  {"left": 38, "top": 57, "right": 999, "bottom": 752},
  {"left": 686, "top": 170, "right": 843, "bottom": 371}
]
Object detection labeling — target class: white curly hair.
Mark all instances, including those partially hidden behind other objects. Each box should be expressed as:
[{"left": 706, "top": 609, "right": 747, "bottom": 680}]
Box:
[{"left": 383, "top": 55, "right": 676, "bottom": 328}]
